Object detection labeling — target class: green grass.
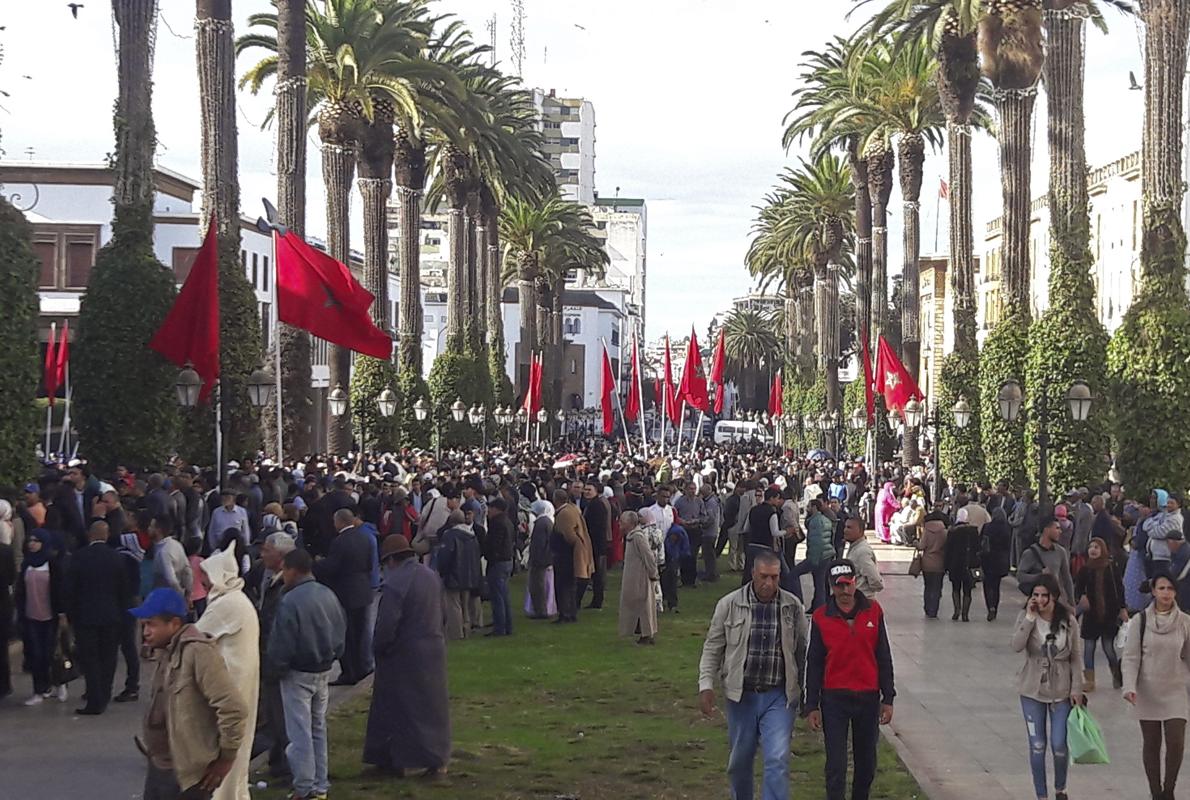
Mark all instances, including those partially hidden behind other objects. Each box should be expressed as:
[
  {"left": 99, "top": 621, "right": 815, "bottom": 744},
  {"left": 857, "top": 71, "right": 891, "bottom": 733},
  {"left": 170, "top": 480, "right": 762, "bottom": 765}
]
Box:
[{"left": 255, "top": 565, "right": 922, "bottom": 799}]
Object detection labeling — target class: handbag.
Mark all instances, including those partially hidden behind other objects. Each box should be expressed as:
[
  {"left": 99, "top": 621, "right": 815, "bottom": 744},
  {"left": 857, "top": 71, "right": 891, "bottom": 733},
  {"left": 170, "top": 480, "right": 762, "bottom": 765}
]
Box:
[
  {"left": 51, "top": 621, "right": 79, "bottom": 686},
  {"left": 908, "top": 552, "right": 923, "bottom": 578},
  {"left": 1067, "top": 704, "right": 1110, "bottom": 764}
]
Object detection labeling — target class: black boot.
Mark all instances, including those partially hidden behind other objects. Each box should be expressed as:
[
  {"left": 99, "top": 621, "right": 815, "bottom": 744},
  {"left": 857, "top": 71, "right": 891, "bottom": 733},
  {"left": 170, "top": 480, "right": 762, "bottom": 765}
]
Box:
[
  {"left": 961, "top": 593, "right": 972, "bottom": 622},
  {"left": 1111, "top": 662, "right": 1124, "bottom": 690},
  {"left": 951, "top": 589, "right": 961, "bottom": 621}
]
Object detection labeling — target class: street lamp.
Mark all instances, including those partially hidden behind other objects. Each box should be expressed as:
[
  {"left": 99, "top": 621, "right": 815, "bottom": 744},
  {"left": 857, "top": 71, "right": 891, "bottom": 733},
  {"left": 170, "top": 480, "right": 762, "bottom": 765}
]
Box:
[
  {"left": 902, "top": 399, "right": 923, "bottom": 429},
  {"left": 377, "top": 388, "right": 397, "bottom": 418},
  {"left": 848, "top": 407, "right": 867, "bottom": 431},
  {"left": 412, "top": 398, "right": 429, "bottom": 422},
  {"left": 450, "top": 398, "right": 467, "bottom": 424},
  {"left": 996, "top": 378, "right": 1094, "bottom": 509},
  {"left": 328, "top": 385, "right": 348, "bottom": 417},
  {"left": 175, "top": 367, "right": 202, "bottom": 408},
  {"left": 952, "top": 398, "right": 972, "bottom": 429},
  {"left": 556, "top": 408, "right": 567, "bottom": 438},
  {"left": 247, "top": 368, "right": 275, "bottom": 408}
]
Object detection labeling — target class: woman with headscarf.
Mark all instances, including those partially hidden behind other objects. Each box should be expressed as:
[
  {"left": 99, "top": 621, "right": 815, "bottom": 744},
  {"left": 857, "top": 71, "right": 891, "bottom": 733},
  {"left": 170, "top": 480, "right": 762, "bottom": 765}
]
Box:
[
  {"left": 980, "top": 507, "right": 1012, "bottom": 621},
  {"left": 196, "top": 547, "right": 259, "bottom": 800},
  {"left": 1126, "top": 501, "right": 1154, "bottom": 613},
  {"left": 618, "top": 511, "right": 659, "bottom": 644},
  {"left": 874, "top": 481, "right": 899, "bottom": 544},
  {"left": 524, "top": 499, "right": 557, "bottom": 619},
  {"left": 15, "top": 529, "right": 67, "bottom": 704},
  {"left": 1074, "top": 537, "right": 1127, "bottom": 692}
]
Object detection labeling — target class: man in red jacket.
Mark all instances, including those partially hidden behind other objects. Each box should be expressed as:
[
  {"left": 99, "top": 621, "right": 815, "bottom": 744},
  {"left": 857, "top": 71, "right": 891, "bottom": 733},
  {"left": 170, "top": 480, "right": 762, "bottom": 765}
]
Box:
[{"left": 804, "top": 559, "right": 896, "bottom": 800}]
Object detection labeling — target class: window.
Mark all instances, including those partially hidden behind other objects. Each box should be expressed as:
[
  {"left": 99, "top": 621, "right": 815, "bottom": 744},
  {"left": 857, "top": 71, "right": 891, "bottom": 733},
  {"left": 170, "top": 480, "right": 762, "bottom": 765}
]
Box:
[
  {"left": 561, "top": 137, "right": 579, "bottom": 147},
  {"left": 1132, "top": 200, "right": 1138, "bottom": 251},
  {"left": 611, "top": 328, "right": 620, "bottom": 346},
  {"left": 544, "top": 121, "right": 561, "bottom": 129},
  {"left": 424, "top": 313, "right": 434, "bottom": 323},
  {"left": 172, "top": 247, "right": 202, "bottom": 282},
  {"left": 251, "top": 252, "right": 259, "bottom": 289},
  {"left": 33, "top": 230, "right": 99, "bottom": 289},
  {"left": 260, "top": 302, "right": 271, "bottom": 350},
  {"left": 564, "top": 317, "right": 582, "bottom": 335},
  {"left": 64, "top": 239, "right": 93, "bottom": 287},
  {"left": 263, "top": 255, "right": 270, "bottom": 292},
  {"left": 570, "top": 359, "right": 577, "bottom": 374},
  {"left": 34, "top": 240, "right": 56, "bottom": 288}
]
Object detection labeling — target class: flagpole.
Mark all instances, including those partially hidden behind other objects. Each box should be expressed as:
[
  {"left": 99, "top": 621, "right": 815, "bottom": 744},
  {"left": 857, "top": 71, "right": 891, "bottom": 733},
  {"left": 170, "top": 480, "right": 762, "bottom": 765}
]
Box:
[
  {"left": 44, "top": 322, "right": 55, "bottom": 458},
  {"left": 58, "top": 360, "right": 71, "bottom": 456},
  {"left": 934, "top": 181, "right": 941, "bottom": 253},
  {"left": 216, "top": 381, "right": 224, "bottom": 492},
  {"left": 689, "top": 411, "right": 704, "bottom": 460},
  {"left": 271, "top": 231, "right": 283, "bottom": 465},
  {"left": 635, "top": 333, "right": 647, "bottom": 458}
]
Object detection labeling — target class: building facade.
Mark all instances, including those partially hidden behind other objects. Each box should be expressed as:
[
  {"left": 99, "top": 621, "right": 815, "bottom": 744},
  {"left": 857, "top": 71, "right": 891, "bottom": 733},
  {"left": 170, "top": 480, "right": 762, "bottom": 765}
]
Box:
[
  {"left": 533, "top": 88, "right": 596, "bottom": 206},
  {"left": 589, "top": 195, "right": 646, "bottom": 336}
]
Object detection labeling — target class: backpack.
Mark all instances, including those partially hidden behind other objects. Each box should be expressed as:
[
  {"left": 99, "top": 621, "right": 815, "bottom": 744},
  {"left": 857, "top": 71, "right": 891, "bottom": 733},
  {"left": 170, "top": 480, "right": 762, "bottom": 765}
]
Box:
[{"left": 1018, "top": 544, "right": 1045, "bottom": 596}]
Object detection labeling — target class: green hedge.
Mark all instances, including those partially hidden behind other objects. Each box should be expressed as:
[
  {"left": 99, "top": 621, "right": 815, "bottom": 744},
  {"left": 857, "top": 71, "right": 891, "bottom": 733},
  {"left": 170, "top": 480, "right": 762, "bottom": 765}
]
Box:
[
  {"left": 350, "top": 356, "right": 399, "bottom": 452},
  {"left": 938, "top": 349, "right": 985, "bottom": 486},
  {"left": 396, "top": 369, "right": 431, "bottom": 450},
  {"left": 0, "top": 199, "right": 41, "bottom": 484},
  {"left": 488, "top": 335, "right": 513, "bottom": 409},
  {"left": 980, "top": 311, "right": 1029, "bottom": 487},
  {"left": 783, "top": 371, "right": 811, "bottom": 454},
  {"left": 1107, "top": 202, "right": 1190, "bottom": 496},
  {"left": 428, "top": 351, "right": 483, "bottom": 449},
  {"left": 842, "top": 377, "right": 867, "bottom": 459},
  {"left": 1026, "top": 235, "right": 1110, "bottom": 494},
  {"left": 74, "top": 227, "right": 178, "bottom": 471}
]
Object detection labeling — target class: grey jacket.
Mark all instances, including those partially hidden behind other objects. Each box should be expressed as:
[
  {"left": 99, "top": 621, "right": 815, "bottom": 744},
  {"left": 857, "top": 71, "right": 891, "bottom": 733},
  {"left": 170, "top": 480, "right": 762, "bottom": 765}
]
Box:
[
  {"left": 846, "top": 537, "right": 883, "bottom": 596},
  {"left": 1011, "top": 610, "right": 1083, "bottom": 702},
  {"left": 698, "top": 585, "right": 809, "bottom": 708},
  {"left": 1017, "top": 541, "right": 1076, "bottom": 605},
  {"left": 265, "top": 575, "right": 346, "bottom": 677}
]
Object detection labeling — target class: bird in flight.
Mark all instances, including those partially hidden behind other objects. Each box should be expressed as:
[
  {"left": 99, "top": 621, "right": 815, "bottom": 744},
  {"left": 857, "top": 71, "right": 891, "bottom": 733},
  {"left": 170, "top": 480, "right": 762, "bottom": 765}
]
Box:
[
  {"left": 574, "top": 23, "right": 586, "bottom": 30},
  {"left": 1129, "top": 71, "right": 1142, "bottom": 91},
  {"left": 68, "top": 3, "right": 84, "bottom": 19}
]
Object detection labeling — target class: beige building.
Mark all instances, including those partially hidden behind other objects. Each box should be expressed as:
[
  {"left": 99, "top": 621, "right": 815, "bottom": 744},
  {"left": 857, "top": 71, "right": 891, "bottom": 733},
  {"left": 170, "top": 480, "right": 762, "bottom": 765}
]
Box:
[{"left": 918, "top": 254, "right": 982, "bottom": 410}]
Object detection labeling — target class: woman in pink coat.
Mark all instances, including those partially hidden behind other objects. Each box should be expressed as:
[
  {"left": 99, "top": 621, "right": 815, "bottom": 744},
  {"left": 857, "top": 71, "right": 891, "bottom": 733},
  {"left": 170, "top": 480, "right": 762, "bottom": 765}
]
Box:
[{"left": 875, "top": 481, "right": 899, "bottom": 543}]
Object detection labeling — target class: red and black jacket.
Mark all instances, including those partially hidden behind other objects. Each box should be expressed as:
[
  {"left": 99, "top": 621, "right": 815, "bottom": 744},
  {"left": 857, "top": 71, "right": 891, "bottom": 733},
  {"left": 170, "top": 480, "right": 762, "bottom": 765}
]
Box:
[{"left": 803, "top": 592, "right": 895, "bottom": 711}]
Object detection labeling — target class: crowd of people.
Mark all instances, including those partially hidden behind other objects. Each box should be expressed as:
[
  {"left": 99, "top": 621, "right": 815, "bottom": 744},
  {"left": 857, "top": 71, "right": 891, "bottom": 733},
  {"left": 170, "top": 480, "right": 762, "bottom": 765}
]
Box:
[{"left": 2, "top": 441, "right": 1190, "bottom": 799}]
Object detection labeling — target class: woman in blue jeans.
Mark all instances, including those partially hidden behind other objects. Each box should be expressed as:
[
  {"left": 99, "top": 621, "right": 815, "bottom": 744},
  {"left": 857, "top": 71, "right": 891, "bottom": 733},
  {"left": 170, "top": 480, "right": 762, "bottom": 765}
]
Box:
[{"left": 1011, "top": 573, "right": 1084, "bottom": 800}]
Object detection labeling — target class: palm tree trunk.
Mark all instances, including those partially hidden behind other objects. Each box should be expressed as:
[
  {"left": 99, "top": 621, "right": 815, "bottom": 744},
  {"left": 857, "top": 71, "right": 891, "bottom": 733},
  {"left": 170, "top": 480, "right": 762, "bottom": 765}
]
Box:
[
  {"left": 823, "top": 263, "right": 841, "bottom": 417},
  {"left": 358, "top": 142, "right": 392, "bottom": 331},
  {"left": 197, "top": 0, "right": 260, "bottom": 465},
  {"left": 394, "top": 134, "right": 426, "bottom": 377},
  {"left": 996, "top": 88, "right": 1037, "bottom": 313},
  {"left": 446, "top": 203, "right": 466, "bottom": 350},
  {"left": 899, "top": 132, "right": 925, "bottom": 466},
  {"left": 484, "top": 202, "right": 505, "bottom": 385},
  {"left": 322, "top": 139, "right": 356, "bottom": 455},
  {"left": 550, "top": 280, "right": 565, "bottom": 412},
  {"left": 267, "top": 0, "right": 311, "bottom": 458},
  {"left": 517, "top": 259, "right": 537, "bottom": 392},
  {"left": 783, "top": 287, "right": 797, "bottom": 365},
  {"left": 850, "top": 140, "right": 873, "bottom": 352},
  {"left": 466, "top": 189, "right": 483, "bottom": 352},
  {"left": 948, "top": 123, "right": 977, "bottom": 354},
  {"left": 866, "top": 140, "right": 894, "bottom": 353},
  {"left": 1139, "top": 0, "right": 1190, "bottom": 291},
  {"left": 798, "top": 280, "right": 815, "bottom": 377},
  {"left": 111, "top": 0, "right": 156, "bottom": 233}
]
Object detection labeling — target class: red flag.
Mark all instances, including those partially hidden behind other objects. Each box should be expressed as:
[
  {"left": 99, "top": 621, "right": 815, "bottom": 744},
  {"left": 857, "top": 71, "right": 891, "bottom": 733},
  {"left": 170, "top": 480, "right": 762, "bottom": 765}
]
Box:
[
  {"left": 710, "top": 328, "right": 726, "bottom": 414},
  {"left": 522, "top": 353, "right": 543, "bottom": 415},
  {"left": 275, "top": 230, "right": 392, "bottom": 360},
  {"left": 874, "top": 335, "right": 923, "bottom": 414},
  {"left": 652, "top": 377, "right": 662, "bottom": 408},
  {"left": 625, "top": 337, "right": 641, "bottom": 422},
  {"left": 768, "top": 370, "right": 783, "bottom": 418},
  {"left": 678, "top": 327, "right": 709, "bottom": 413},
  {"left": 600, "top": 344, "right": 615, "bottom": 436},
  {"left": 44, "top": 324, "right": 58, "bottom": 407},
  {"left": 150, "top": 219, "right": 220, "bottom": 401},
  {"left": 663, "top": 335, "right": 680, "bottom": 424},
  {"left": 862, "top": 335, "right": 876, "bottom": 425},
  {"left": 55, "top": 321, "right": 69, "bottom": 391},
  {"left": 939, "top": 177, "right": 949, "bottom": 200}
]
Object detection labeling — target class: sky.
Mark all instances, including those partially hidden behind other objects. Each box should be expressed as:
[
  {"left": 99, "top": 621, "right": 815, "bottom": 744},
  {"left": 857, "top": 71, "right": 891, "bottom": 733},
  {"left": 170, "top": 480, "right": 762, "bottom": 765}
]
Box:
[{"left": 0, "top": 2, "right": 1149, "bottom": 340}]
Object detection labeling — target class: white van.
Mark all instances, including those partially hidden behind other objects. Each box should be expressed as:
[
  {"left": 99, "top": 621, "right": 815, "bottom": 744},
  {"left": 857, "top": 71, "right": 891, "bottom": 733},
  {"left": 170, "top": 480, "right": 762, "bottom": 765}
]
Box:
[{"left": 713, "top": 420, "right": 773, "bottom": 444}]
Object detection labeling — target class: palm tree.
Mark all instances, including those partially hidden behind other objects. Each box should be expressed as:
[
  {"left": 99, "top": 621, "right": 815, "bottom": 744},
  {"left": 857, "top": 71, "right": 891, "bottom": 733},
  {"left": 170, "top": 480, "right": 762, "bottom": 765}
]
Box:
[
  {"left": 722, "top": 308, "right": 781, "bottom": 410},
  {"left": 198, "top": 0, "right": 263, "bottom": 462},
  {"left": 1107, "top": 0, "right": 1190, "bottom": 493},
  {"left": 746, "top": 192, "right": 815, "bottom": 378}
]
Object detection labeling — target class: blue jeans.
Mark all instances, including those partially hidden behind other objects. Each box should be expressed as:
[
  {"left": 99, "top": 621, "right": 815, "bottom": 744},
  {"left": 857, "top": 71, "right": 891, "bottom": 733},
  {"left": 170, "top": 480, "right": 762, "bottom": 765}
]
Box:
[
  {"left": 281, "top": 670, "right": 331, "bottom": 797},
  {"left": 725, "top": 687, "right": 795, "bottom": 800},
  {"left": 1020, "top": 696, "right": 1070, "bottom": 799},
  {"left": 822, "top": 691, "right": 880, "bottom": 800},
  {"left": 488, "top": 560, "right": 514, "bottom": 635},
  {"left": 791, "top": 558, "right": 827, "bottom": 611}
]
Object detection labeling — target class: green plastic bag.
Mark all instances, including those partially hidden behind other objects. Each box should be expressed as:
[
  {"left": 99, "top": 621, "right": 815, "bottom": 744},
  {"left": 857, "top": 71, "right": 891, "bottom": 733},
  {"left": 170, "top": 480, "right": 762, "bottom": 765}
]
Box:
[{"left": 1068, "top": 704, "right": 1110, "bottom": 764}]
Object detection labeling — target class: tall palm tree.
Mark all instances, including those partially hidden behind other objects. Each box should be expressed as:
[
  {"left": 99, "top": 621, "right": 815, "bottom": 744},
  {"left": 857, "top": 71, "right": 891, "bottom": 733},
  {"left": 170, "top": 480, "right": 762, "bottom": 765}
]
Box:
[
  {"left": 198, "top": 0, "right": 262, "bottom": 463},
  {"left": 722, "top": 308, "right": 781, "bottom": 410},
  {"left": 746, "top": 192, "right": 815, "bottom": 378},
  {"left": 1107, "top": 0, "right": 1190, "bottom": 494}
]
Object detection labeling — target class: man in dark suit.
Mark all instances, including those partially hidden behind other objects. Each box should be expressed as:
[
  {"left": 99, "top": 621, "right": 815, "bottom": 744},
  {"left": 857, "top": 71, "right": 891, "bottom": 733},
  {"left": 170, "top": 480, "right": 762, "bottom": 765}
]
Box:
[
  {"left": 56, "top": 464, "right": 98, "bottom": 550},
  {"left": 314, "top": 508, "right": 376, "bottom": 686},
  {"left": 66, "top": 520, "right": 132, "bottom": 714}
]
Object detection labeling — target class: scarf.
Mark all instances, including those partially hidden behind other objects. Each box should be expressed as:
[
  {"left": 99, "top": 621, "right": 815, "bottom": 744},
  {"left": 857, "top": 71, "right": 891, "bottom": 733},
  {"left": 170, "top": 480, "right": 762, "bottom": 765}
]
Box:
[
  {"left": 23, "top": 529, "right": 51, "bottom": 568},
  {"left": 1085, "top": 536, "right": 1111, "bottom": 620}
]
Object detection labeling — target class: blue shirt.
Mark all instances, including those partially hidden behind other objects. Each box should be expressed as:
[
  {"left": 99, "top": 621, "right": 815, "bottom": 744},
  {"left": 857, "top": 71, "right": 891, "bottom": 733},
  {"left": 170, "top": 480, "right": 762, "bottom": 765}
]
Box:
[{"left": 360, "top": 521, "right": 381, "bottom": 590}]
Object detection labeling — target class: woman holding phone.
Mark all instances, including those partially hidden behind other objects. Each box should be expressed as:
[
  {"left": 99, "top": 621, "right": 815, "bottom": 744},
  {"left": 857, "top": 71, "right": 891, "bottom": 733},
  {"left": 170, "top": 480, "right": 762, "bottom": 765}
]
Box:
[{"left": 1012, "top": 573, "right": 1083, "bottom": 800}]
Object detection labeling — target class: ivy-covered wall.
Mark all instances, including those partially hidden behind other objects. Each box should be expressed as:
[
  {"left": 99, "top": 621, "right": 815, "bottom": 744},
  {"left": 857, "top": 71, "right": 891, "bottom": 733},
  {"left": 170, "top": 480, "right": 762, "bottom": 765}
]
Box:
[
  {"left": 427, "top": 351, "right": 484, "bottom": 449},
  {"left": 980, "top": 310, "right": 1029, "bottom": 487},
  {"left": 350, "top": 356, "right": 399, "bottom": 452},
  {"left": 0, "top": 199, "right": 41, "bottom": 485},
  {"left": 842, "top": 377, "right": 867, "bottom": 459},
  {"left": 938, "top": 349, "right": 985, "bottom": 486},
  {"left": 396, "top": 369, "right": 431, "bottom": 450}
]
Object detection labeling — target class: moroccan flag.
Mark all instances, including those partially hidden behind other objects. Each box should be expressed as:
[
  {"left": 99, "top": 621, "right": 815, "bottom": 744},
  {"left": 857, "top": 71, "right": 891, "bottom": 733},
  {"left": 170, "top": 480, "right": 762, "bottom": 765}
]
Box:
[
  {"left": 939, "top": 177, "right": 950, "bottom": 201},
  {"left": 652, "top": 377, "right": 662, "bottom": 409},
  {"left": 862, "top": 334, "right": 876, "bottom": 425},
  {"left": 55, "top": 320, "right": 70, "bottom": 392},
  {"left": 874, "top": 335, "right": 923, "bottom": 414},
  {"left": 768, "top": 370, "right": 783, "bottom": 418},
  {"left": 678, "top": 327, "right": 709, "bottom": 413},
  {"left": 600, "top": 343, "right": 616, "bottom": 436},
  {"left": 710, "top": 328, "right": 726, "bottom": 414},
  {"left": 150, "top": 218, "right": 220, "bottom": 401},
  {"left": 522, "top": 353, "right": 543, "bottom": 415},
  {"left": 275, "top": 230, "right": 392, "bottom": 360},
  {"left": 663, "top": 335, "right": 680, "bottom": 424},
  {"left": 44, "top": 324, "right": 59, "bottom": 407},
  {"left": 625, "top": 336, "right": 641, "bottom": 422}
]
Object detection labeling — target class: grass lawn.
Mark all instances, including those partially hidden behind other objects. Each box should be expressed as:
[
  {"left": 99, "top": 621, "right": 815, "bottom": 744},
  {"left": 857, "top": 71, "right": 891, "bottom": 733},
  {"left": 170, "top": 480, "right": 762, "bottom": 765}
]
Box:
[{"left": 256, "top": 565, "right": 922, "bottom": 799}]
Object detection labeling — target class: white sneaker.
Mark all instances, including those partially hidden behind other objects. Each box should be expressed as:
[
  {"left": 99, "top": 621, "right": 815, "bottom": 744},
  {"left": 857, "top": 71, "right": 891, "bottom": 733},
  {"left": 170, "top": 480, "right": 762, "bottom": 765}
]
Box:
[
  {"left": 24, "top": 694, "right": 43, "bottom": 706},
  {"left": 55, "top": 685, "right": 68, "bottom": 703}
]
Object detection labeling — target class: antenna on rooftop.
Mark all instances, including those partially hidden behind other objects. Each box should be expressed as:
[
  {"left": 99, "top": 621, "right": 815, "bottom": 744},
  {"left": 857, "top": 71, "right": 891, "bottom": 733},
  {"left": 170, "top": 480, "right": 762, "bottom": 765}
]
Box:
[
  {"left": 510, "top": 0, "right": 525, "bottom": 77},
  {"left": 485, "top": 13, "right": 497, "bottom": 67}
]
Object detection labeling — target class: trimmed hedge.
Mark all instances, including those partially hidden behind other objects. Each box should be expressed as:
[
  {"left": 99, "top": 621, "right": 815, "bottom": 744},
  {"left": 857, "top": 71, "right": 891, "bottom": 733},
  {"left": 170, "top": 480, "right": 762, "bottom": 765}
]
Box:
[
  {"left": 842, "top": 377, "right": 867, "bottom": 459},
  {"left": 938, "top": 349, "right": 986, "bottom": 486},
  {"left": 0, "top": 199, "right": 41, "bottom": 484},
  {"left": 350, "top": 356, "right": 399, "bottom": 452},
  {"left": 396, "top": 369, "right": 431, "bottom": 450},
  {"left": 1107, "top": 201, "right": 1190, "bottom": 496},
  {"left": 980, "top": 311, "right": 1029, "bottom": 487},
  {"left": 427, "top": 351, "right": 483, "bottom": 449},
  {"left": 75, "top": 227, "right": 178, "bottom": 471}
]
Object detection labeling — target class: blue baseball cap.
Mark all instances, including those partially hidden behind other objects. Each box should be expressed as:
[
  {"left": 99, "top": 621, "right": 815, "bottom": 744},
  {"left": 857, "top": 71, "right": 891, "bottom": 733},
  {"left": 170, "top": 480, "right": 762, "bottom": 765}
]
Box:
[{"left": 129, "top": 588, "right": 188, "bottom": 619}]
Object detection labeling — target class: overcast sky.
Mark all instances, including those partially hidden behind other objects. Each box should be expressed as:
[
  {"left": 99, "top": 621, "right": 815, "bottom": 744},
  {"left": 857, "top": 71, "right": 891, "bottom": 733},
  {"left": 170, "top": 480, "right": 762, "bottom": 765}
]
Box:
[{"left": 0, "top": 2, "right": 1147, "bottom": 339}]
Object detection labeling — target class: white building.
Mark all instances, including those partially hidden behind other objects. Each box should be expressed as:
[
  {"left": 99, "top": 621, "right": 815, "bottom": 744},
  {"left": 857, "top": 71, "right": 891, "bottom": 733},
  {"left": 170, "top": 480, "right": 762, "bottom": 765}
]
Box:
[
  {"left": 533, "top": 89, "right": 596, "bottom": 206},
  {"left": 731, "top": 292, "right": 783, "bottom": 316},
  {"left": 589, "top": 195, "right": 646, "bottom": 336}
]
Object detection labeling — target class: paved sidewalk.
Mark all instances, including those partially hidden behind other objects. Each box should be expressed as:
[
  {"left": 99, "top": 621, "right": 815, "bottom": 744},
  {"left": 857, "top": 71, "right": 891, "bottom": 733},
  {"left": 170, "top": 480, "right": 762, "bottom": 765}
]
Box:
[{"left": 869, "top": 542, "right": 1149, "bottom": 800}]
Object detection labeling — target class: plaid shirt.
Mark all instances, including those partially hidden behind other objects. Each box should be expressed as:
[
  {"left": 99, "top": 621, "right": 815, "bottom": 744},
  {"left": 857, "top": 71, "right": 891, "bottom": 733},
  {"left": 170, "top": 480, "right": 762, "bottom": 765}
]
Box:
[{"left": 742, "top": 586, "right": 785, "bottom": 692}]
